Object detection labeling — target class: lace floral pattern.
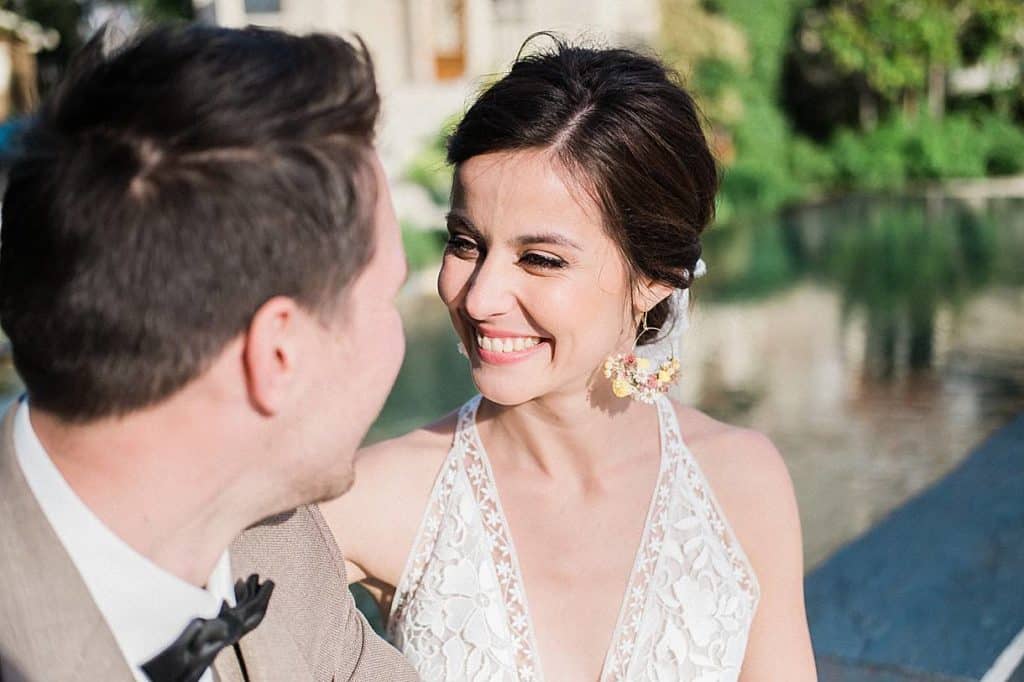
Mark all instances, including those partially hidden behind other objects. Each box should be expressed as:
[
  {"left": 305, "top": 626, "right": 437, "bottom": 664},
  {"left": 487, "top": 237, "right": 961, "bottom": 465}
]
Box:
[
  {"left": 599, "top": 396, "right": 676, "bottom": 679},
  {"left": 622, "top": 397, "right": 760, "bottom": 681},
  {"left": 388, "top": 397, "right": 526, "bottom": 681},
  {"left": 388, "top": 395, "right": 760, "bottom": 682}
]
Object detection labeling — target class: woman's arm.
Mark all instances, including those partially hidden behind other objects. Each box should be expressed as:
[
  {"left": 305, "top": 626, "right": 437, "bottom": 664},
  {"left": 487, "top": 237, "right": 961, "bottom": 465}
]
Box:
[
  {"left": 319, "top": 418, "right": 454, "bottom": 587},
  {"left": 726, "top": 430, "right": 817, "bottom": 680}
]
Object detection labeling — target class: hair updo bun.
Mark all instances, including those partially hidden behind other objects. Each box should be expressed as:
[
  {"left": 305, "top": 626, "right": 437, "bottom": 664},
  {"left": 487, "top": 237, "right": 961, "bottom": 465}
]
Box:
[{"left": 447, "top": 34, "right": 717, "bottom": 344}]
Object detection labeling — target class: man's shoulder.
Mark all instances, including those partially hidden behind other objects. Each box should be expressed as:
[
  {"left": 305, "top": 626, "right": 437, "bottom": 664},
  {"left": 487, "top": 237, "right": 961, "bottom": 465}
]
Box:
[
  {"left": 233, "top": 504, "right": 347, "bottom": 581},
  {"left": 231, "top": 505, "right": 420, "bottom": 681},
  {"left": 0, "top": 408, "right": 135, "bottom": 682},
  {"left": 0, "top": 403, "right": 64, "bottom": 619}
]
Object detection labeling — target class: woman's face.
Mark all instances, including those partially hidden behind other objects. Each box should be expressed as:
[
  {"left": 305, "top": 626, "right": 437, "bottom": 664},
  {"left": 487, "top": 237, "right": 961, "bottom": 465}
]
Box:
[{"left": 438, "top": 149, "right": 637, "bottom": 406}]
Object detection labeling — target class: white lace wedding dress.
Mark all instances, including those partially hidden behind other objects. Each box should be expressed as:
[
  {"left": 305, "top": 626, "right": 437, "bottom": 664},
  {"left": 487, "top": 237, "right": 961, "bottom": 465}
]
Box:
[{"left": 387, "top": 395, "right": 760, "bottom": 681}]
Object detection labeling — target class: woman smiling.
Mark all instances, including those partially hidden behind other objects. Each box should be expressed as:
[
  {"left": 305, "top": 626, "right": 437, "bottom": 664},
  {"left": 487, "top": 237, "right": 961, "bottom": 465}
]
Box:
[{"left": 322, "top": 37, "right": 816, "bottom": 681}]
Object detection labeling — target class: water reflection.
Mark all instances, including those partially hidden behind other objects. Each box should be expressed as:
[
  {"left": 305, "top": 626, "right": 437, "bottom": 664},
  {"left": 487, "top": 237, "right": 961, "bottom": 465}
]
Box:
[
  {"left": 1, "top": 196, "right": 1021, "bottom": 570},
  {"left": 689, "top": 196, "right": 1024, "bottom": 566}
]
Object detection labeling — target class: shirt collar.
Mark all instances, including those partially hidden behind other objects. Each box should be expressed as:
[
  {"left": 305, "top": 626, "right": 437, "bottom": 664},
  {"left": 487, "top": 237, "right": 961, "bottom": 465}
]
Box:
[{"left": 13, "top": 398, "right": 235, "bottom": 681}]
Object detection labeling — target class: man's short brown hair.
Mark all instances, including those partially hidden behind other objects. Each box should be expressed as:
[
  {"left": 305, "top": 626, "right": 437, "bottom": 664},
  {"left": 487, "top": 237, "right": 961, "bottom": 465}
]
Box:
[{"left": 0, "top": 24, "right": 380, "bottom": 421}]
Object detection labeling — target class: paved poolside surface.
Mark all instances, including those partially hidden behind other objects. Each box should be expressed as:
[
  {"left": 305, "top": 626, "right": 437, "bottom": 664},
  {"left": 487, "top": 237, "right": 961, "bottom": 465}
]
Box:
[{"left": 806, "top": 413, "right": 1024, "bottom": 681}]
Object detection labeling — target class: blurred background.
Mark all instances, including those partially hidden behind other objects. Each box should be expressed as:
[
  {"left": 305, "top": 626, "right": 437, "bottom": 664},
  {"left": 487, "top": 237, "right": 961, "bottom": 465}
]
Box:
[{"left": 0, "top": 1, "right": 1021, "bottom": 679}]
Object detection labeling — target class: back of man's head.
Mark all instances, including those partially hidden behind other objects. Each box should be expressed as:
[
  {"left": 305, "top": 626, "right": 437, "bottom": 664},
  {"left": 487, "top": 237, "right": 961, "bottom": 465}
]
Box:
[{"left": 0, "top": 24, "right": 380, "bottom": 422}]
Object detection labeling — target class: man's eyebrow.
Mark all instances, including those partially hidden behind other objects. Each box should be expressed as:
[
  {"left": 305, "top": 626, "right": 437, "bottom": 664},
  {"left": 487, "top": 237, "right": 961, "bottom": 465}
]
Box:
[{"left": 512, "top": 232, "right": 583, "bottom": 251}]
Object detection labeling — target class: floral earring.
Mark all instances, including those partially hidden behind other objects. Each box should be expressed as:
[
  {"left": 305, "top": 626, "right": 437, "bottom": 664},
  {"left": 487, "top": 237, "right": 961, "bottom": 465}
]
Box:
[{"left": 603, "top": 311, "right": 680, "bottom": 404}]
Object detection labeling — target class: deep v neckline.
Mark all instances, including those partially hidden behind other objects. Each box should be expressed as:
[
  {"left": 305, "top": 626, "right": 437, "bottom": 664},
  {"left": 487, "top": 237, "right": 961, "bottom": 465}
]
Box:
[{"left": 461, "top": 395, "right": 679, "bottom": 682}]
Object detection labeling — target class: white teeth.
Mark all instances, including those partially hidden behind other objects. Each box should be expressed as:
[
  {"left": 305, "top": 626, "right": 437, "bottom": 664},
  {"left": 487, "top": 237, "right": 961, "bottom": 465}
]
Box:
[{"left": 475, "top": 333, "right": 543, "bottom": 353}]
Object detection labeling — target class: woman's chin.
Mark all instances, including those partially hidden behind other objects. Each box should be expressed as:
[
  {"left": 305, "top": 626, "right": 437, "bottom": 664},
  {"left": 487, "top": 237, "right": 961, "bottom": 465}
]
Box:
[{"left": 471, "top": 373, "right": 545, "bottom": 407}]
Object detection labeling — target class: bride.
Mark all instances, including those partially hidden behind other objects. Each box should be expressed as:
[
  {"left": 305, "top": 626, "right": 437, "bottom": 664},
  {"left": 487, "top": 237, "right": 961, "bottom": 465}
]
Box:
[{"left": 322, "top": 38, "right": 816, "bottom": 681}]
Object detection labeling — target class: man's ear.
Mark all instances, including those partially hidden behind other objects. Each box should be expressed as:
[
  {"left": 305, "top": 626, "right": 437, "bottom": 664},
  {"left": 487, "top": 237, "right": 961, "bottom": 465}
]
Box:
[
  {"left": 243, "top": 297, "right": 302, "bottom": 416},
  {"left": 634, "top": 278, "right": 675, "bottom": 316}
]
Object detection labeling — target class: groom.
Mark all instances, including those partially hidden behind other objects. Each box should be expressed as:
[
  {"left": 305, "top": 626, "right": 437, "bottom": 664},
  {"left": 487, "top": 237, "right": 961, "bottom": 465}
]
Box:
[{"left": 0, "top": 24, "right": 417, "bottom": 682}]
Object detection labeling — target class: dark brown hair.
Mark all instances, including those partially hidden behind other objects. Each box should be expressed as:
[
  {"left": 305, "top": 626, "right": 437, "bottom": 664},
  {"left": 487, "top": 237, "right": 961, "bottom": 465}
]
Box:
[
  {"left": 0, "top": 24, "right": 380, "bottom": 421},
  {"left": 447, "top": 35, "right": 716, "bottom": 342}
]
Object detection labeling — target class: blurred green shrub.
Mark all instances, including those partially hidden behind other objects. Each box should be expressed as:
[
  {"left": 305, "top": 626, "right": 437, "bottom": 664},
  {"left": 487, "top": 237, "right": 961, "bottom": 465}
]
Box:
[
  {"left": 788, "top": 136, "right": 837, "bottom": 188},
  {"left": 980, "top": 114, "right": 1024, "bottom": 175},
  {"left": 826, "top": 112, "right": 1024, "bottom": 190},
  {"left": 904, "top": 115, "right": 988, "bottom": 179},
  {"left": 830, "top": 120, "right": 908, "bottom": 190},
  {"left": 401, "top": 222, "right": 446, "bottom": 272},
  {"left": 404, "top": 116, "right": 457, "bottom": 207},
  {"left": 401, "top": 117, "right": 456, "bottom": 271},
  {"left": 716, "top": 91, "right": 808, "bottom": 217}
]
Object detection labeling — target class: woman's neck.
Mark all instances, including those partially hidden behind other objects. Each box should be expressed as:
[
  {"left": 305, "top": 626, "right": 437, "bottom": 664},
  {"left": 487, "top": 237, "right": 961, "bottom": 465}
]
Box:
[{"left": 477, "top": 386, "right": 662, "bottom": 484}]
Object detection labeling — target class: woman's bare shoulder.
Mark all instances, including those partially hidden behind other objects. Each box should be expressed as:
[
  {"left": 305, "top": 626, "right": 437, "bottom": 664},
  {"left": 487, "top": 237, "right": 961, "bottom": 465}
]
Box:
[
  {"left": 668, "top": 400, "right": 802, "bottom": 573},
  {"left": 669, "top": 401, "right": 790, "bottom": 489}
]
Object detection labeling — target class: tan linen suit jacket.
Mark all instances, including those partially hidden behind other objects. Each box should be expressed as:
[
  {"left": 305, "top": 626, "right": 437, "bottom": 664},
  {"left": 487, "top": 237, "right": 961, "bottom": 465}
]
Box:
[{"left": 0, "top": 405, "right": 418, "bottom": 682}]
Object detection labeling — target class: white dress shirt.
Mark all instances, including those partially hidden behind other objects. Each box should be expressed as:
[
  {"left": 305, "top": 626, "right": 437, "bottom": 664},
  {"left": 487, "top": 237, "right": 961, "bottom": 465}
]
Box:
[{"left": 13, "top": 399, "right": 235, "bottom": 682}]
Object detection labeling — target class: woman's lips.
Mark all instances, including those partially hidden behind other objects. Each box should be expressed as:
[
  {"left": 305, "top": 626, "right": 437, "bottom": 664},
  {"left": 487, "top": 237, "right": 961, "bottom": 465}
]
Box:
[
  {"left": 472, "top": 331, "right": 549, "bottom": 365},
  {"left": 476, "top": 341, "right": 548, "bottom": 365}
]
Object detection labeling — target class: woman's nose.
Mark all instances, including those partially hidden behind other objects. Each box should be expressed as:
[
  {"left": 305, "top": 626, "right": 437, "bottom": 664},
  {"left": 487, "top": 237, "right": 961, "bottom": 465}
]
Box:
[{"left": 463, "top": 254, "right": 516, "bottom": 321}]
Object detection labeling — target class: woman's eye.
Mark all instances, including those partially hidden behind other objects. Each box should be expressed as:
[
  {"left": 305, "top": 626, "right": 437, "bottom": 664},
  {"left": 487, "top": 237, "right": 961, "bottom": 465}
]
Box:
[
  {"left": 519, "top": 252, "right": 567, "bottom": 269},
  {"left": 445, "top": 236, "right": 478, "bottom": 256}
]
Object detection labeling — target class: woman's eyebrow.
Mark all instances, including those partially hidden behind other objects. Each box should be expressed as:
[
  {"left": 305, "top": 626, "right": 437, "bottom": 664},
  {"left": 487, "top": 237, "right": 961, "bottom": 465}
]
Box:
[
  {"left": 445, "top": 211, "right": 481, "bottom": 237},
  {"left": 445, "top": 212, "right": 582, "bottom": 251},
  {"left": 512, "top": 232, "right": 583, "bottom": 251}
]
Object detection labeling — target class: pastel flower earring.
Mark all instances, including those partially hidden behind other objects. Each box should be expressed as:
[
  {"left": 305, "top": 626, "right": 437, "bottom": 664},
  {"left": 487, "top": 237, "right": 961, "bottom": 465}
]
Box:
[{"left": 603, "top": 311, "right": 680, "bottom": 404}]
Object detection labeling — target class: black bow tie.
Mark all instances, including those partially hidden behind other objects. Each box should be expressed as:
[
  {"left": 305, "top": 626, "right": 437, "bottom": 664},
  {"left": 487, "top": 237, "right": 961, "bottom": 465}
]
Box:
[{"left": 141, "top": 574, "right": 274, "bottom": 682}]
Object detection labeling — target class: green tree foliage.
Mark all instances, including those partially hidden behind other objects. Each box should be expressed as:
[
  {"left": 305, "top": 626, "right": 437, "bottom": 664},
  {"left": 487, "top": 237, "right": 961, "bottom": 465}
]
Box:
[
  {"left": 957, "top": 0, "right": 1024, "bottom": 63},
  {"left": 800, "top": 0, "right": 1024, "bottom": 124},
  {"left": 656, "top": 0, "right": 1024, "bottom": 218},
  {"left": 815, "top": 1, "right": 959, "bottom": 101},
  {"left": 661, "top": 0, "right": 815, "bottom": 217}
]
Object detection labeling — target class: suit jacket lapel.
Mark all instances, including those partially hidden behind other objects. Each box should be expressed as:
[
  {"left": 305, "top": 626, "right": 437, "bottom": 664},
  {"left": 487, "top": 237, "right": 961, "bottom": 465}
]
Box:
[{"left": 0, "top": 404, "right": 136, "bottom": 682}]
